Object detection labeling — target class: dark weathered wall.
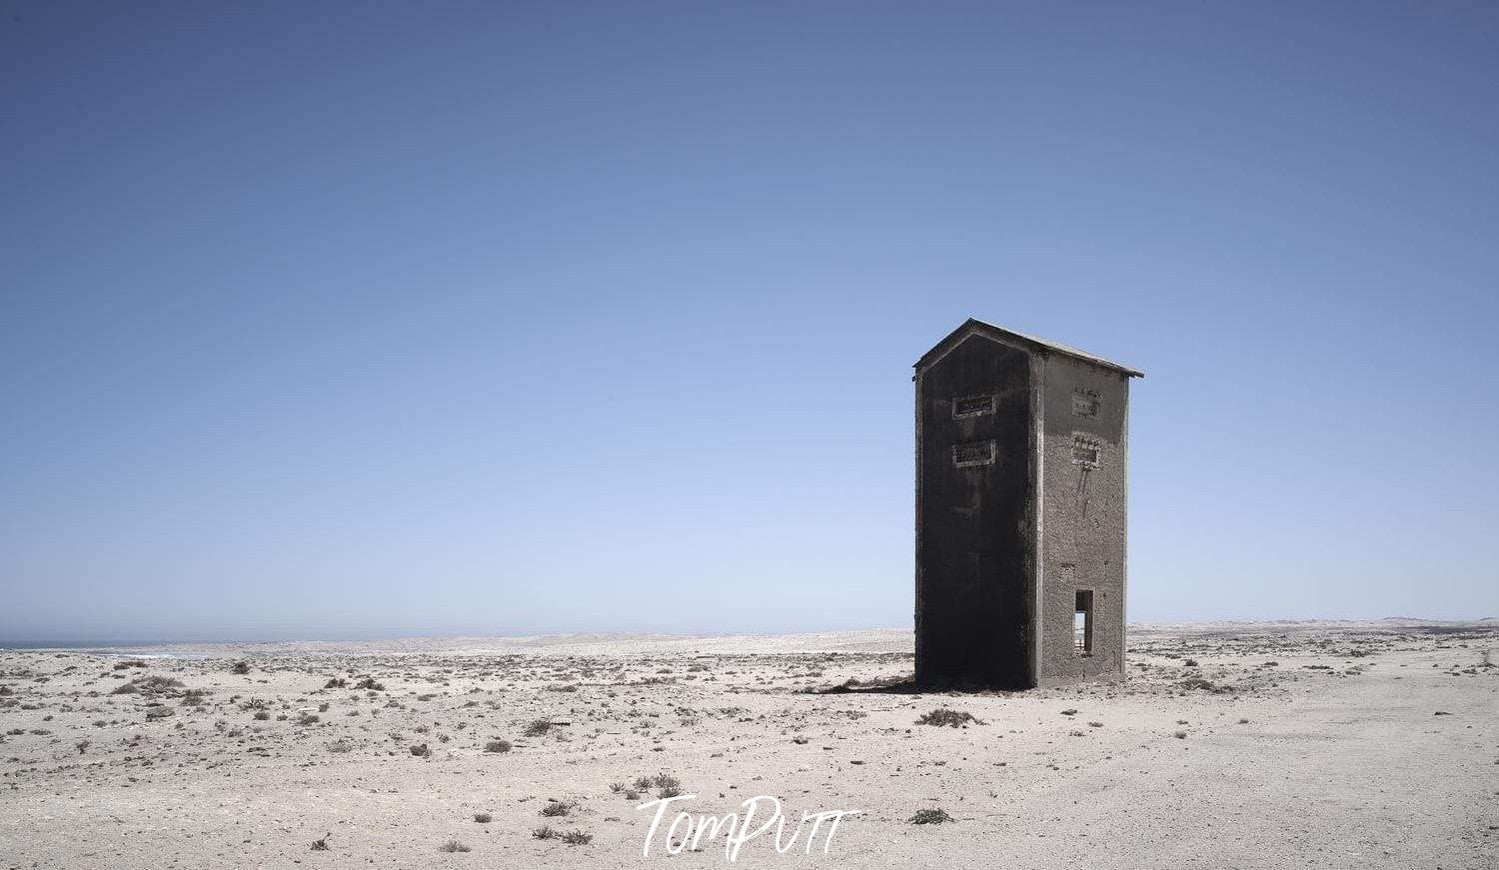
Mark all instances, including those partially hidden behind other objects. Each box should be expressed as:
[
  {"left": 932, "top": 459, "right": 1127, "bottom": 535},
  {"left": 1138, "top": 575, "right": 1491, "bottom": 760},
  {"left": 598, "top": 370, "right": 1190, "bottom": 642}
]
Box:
[
  {"left": 915, "top": 335, "right": 1034, "bottom": 687},
  {"left": 1037, "top": 355, "right": 1130, "bottom": 684}
]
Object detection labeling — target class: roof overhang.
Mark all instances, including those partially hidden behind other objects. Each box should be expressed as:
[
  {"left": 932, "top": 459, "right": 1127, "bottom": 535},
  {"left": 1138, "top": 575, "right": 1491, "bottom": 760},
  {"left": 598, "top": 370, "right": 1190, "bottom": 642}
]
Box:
[{"left": 914, "top": 318, "right": 1144, "bottom": 379}]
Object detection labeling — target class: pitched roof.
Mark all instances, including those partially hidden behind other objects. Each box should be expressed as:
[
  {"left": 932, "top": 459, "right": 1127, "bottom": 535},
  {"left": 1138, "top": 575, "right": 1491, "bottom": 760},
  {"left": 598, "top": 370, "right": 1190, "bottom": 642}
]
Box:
[{"left": 914, "top": 318, "right": 1144, "bottom": 378}]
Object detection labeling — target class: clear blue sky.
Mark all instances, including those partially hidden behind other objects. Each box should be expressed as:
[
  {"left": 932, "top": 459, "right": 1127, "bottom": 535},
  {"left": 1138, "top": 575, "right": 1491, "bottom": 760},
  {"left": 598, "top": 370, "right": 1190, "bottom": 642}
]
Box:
[{"left": 3, "top": 2, "right": 1496, "bottom": 643}]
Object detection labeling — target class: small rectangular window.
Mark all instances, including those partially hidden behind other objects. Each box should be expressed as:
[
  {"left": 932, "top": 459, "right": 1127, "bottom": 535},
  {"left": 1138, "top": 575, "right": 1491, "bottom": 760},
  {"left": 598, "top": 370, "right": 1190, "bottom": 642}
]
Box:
[
  {"left": 953, "top": 394, "right": 994, "bottom": 418},
  {"left": 1071, "top": 434, "right": 1101, "bottom": 468},
  {"left": 1074, "top": 590, "right": 1094, "bottom": 655},
  {"left": 952, "top": 440, "right": 996, "bottom": 467}
]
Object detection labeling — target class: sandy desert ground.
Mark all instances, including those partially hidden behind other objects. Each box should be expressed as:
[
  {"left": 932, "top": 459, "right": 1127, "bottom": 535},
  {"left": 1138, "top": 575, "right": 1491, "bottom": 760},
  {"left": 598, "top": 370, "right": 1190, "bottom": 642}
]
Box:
[{"left": 1, "top": 620, "right": 1495, "bottom": 869}]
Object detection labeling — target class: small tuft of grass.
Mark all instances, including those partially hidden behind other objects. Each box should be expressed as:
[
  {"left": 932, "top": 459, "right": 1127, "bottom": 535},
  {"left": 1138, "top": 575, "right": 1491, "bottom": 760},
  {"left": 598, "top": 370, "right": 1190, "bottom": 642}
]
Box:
[
  {"left": 310, "top": 833, "right": 330, "bottom": 851},
  {"left": 916, "top": 708, "right": 978, "bottom": 728},
  {"left": 1173, "top": 730, "right": 1187, "bottom": 739},
  {"left": 561, "top": 830, "right": 593, "bottom": 846},
  {"left": 473, "top": 812, "right": 492, "bottom": 823},
  {"left": 539, "top": 799, "right": 574, "bottom": 817},
  {"left": 909, "top": 808, "right": 954, "bottom": 825},
  {"left": 523, "top": 719, "right": 553, "bottom": 737},
  {"left": 484, "top": 739, "right": 512, "bottom": 753},
  {"left": 230, "top": 661, "right": 251, "bottom": 675},
  {"left": 438, "top": 839, "right": 471, "bottom": 853},
  {"left": 410, "top": 743, "right": 430, "bottom": 757},
  {"left": 532, "top": 825, "right": 558, "bottom": 840}
]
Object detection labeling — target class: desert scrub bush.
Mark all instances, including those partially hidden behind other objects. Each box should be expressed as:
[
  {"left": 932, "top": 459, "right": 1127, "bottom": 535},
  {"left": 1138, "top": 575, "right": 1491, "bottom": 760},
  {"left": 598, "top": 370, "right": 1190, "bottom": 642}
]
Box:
[
  {"left": 253, "top": 710, "right": 270, "bottom": 721},
  {"left": 523, "top": 719, "right": 553, "bottom": 737},
  {"left": 437, "top": 840, "right": 471, "bottom": 853},
  {"left": 1173, "top": 730, "right": 1188, "bottom": 739},
  {"left": 75, "top": 739, "right": 90, "bottom": 755},
  {"left": 630, "top": 772, "right": 682, "bottom": 797},
  {"left": 113, "top": 660, "right": 147, "bottom": 670},
  {"left": 324, "top": 677, "right": 347, "bottom": 689},
  {"left": 652, "top": 773, "right": 680, "bottom": 790},
  {"left": 145, "top": 706, "right": 175, "bottom": 720},
  {"left": 295, "top": 712, "right": 320, "bottom": 726},
  {"left": 916, "top": 708, "right": 978, "bottom": 728},
  {"left": 484, "top": 739, "right": 511, "bottom": 753},
  {"left": 561, "top": 830, "right": 593, "bottom": 845},
  {"left": 327, "top": 739, "right": 354, "bottom": 753},
  {"left": 532, "top": 825, "right": 558, "bottom": 840},
  {"left": 909, "top": 808, "right": 954, "bottom": 825},
  {"left": 409, "top": 743, "right": 430, "bottom": 757},
  {"left": 354, "top": 677, "right": 384, "bottom": 691},
  {"left": 539, "top": 799, "right": 574, "bottom": 817},
  {"left": 473, "top": 812, "right": 492, "bottom": 823},
  {"left": 230, "top": 661, "right": 251, "bottom": 675},
  {"left": 112, "top": 675, "right": 185, "bottom": 697},
  {"left": 310, "top": 833, "right": 330, "bottom": 851}
]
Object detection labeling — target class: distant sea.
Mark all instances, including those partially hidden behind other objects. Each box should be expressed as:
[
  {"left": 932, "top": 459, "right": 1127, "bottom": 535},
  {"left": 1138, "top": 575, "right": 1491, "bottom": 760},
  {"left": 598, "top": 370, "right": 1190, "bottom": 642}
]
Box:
[{"left": 0, "top": 640, "right": 178, "bottom": 650}]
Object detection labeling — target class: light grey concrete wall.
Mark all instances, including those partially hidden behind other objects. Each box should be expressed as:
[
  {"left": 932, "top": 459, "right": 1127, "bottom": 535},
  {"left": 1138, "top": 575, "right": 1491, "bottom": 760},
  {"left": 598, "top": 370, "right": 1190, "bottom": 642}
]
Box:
[{"left": 1037, "top": 355, "right": 1131, "bottom": 685}]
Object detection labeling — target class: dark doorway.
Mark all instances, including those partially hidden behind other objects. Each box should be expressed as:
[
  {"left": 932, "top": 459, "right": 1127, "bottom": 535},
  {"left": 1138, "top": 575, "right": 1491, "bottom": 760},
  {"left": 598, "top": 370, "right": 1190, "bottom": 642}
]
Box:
[{"left": 1074, "top": 590, "right": 1094, "bottom": 655}]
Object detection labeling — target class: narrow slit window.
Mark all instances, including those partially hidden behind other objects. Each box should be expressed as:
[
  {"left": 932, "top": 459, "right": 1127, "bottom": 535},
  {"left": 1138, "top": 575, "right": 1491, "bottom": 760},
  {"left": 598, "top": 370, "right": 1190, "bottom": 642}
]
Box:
[{"left": 1074, "top": 590, "right": 1094, "bottom": 655}]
